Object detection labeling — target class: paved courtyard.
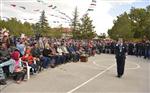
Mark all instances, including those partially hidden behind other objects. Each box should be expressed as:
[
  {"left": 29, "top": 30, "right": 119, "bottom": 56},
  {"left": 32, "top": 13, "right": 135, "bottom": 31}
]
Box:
[{"left": 0, "top": 54, "right": 150, "bottom": 93}]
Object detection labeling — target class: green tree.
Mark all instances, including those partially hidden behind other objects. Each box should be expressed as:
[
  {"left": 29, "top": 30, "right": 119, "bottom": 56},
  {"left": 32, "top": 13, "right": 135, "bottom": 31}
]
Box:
[
  {"left": 32, "top": 23, "right": 41, "bottom": 36},
  {"left": 144, "top": 5, "right": 150, "bottom": 40},
  {"left": 146, "top": 5, "right": 150, "bottom": 12},
  {"left": 0, "top": 18, "right": 34, "bottom": 36},
  {"left": 71, "top": 7, "right": 80, "bottom": 39},
  {"left": 129, "top": 7, "right": 147, "bottom": 39},
  {"left": 23, "top": 22, "right": 34, "bottom": 36},
  {"left": 108, "top": 12, "right": 134, "bottom": 40},
  {"left": 39, "top": 10, "right": 50, "bottom": 36},
  {"left": 79, "top": 14, "right": 96, "bottom": 39},
  {"left": 108, "top": 6, "right": 150, "bottom": 41},
  {"left": 50, "top": 25, "right": 63, "bottom": 38}
]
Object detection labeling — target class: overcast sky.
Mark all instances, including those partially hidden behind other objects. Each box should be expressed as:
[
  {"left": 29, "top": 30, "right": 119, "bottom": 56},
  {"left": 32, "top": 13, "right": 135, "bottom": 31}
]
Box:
[{"left": 0, "top": 0, "right": 150, "bottom": 35}]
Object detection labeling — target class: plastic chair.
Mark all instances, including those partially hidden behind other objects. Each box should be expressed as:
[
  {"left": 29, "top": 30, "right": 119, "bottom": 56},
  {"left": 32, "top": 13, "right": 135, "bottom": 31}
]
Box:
[{"left": 20, "top": 59, "right": 32, "bottom": 80}]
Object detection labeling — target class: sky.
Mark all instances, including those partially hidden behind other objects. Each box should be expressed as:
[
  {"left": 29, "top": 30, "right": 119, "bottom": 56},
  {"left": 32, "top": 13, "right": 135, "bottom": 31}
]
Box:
[{"left": 0, "top": 0, "right": 150, "bottom": 35}]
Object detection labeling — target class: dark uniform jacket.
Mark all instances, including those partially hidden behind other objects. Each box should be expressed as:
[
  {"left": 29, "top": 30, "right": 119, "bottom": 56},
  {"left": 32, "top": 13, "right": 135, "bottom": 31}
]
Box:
[{"left": 115, "top": 43, "right": 127, "bottom": 59}]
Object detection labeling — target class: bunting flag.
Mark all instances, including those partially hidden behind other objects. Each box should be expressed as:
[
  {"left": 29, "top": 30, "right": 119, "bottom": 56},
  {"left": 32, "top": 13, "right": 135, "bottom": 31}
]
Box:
[
  {"left": 29, "top": 18, "right": 33, "bottom": 20},
  {"left": 33, "top": 9, "right": 40, "bottom": 12},
  {"left": 50, "top": 14, "right": 54, "bottom": 16},
  {"left": 36, "top": 0, "right": 47, "bottom": 4},
  {"left": 19, "top": 6, "right": 26, "bottom": 9},
  {"left": 58, "top": 11, "right": 65, "bottom": 15},
  {"left": 36, "top": 0, "right": 44, "bottom": 3},
  {"left": 52, "top": 6, "right": 57, "bottom": 9},
  {"left": 49, "top": 14, "right": 70, "bottom": 22},
  {"left": 88, "top": 9, "right": 94, "bottom": 11},
  {"left": 56, "top": 10, "right": 71, "bottom": 20},
  {"left": 87, "top": 0, "right": 96, "bottom": 12},
  {"left": 8, "top": 1, "right": 72, "bottom": 24},
  {"left": 37, "top": 0, "right": 41, "bottom": 2},
  {"left": 65, "top": 15, "right": 71, "bottom": 20},
  {"left": 54, "top": 21, "right": 63, "bottom": 23},
  {"left": 60, "top": 17, "right": 67, "bottom": 20},
  {"left": 48, "top": 5, "right": 53, "bottom": 7},
  {"left": 50, "top": 14, "right": 59, "bottom": 18},
  {"left": 48, "top": 5, "right": 71, "bottom": 21},
  {"left": 92, "top": 0, "right": 96, "bottom": 3},
  {"left": 10, "top": 4, "right": 16, "bottom": 7},
  {"left": 90, "top": 3, "right": 96, "bottom": 6},
  {"left": 53, "top": 21, "right": 59, "bottom": 23}
]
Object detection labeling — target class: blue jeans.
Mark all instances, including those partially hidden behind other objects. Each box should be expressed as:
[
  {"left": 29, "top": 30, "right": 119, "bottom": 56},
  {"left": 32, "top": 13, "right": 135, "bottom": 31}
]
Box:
[
  {"left": 41, "top": 56, "right": 51, "bottom": 68},
  {"left": 29, "top": 63, "right": 37, "bottom": 73},
  {"left": 148, "top": 49, "right": 150, "bottom": 59},
  {"left": 144, "top": 50, "right": 149, "bottom": 59}
]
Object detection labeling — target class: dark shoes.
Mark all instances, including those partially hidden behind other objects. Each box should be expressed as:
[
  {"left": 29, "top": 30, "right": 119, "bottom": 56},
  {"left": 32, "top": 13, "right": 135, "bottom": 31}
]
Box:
[
  {"left": 0, "top": 79, "right": 7, "bottom": 85},
  {"left": 117, "top": 75, "right": 122, "bottom": 78}
]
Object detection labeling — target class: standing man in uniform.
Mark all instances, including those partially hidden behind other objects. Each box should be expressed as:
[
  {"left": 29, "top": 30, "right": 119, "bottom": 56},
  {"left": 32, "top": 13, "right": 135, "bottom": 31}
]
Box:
[{"left": 115, "top": 38, "right": 127, "bottom": 78}]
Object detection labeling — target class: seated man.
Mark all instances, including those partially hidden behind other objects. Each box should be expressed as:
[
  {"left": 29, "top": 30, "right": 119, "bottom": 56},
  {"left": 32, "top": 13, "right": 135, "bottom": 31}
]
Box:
[
  {"left": 0, "top": 59, "right": 14, "bottom": 85},
  {"left": 0, "top": 43, "right": 11, "bottom": 85},
  {"left": 41, "top": 44, "right": 51, "bottom": 68},
  {"left": 31, "top": 43, "right": 43, "bottom": 72},
  {"left": 61, "top": 43, "right": 70, "bottom": 63},
  {"left": 67, "top": 43, "right": 79, "bottom": 62},
  {"left": 49, "top": 43, "right": 61, "bottom": 66},
  {"left": 73, "top": 43, "right": 80, "bottom": 62},
  {"left": 57, "top": 43, "right": 66, "bottom": 64}
]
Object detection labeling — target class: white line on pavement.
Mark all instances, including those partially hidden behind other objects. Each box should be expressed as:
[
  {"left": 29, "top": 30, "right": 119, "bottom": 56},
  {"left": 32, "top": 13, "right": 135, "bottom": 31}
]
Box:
[
  {"left": 125, "top": 62, "right": 140, "bottom": 70},
  {"left": 93, "top": 60, "right": 140, "bottom": 70},
  {"left": 92, "top": 61, "right": 108, "bottom": 68},
  {"left": 67, "top": 64, "right": 115, "bottom": 93}
]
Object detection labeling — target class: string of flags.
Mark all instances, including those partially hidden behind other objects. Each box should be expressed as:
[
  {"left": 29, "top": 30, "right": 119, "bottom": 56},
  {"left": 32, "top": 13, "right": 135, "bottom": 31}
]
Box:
[
  {"left": 10, "top": 4, "right": 16, "bottom": 7},
  {"left": 56, "top": 10, "right": 72, "bottom": 21},
  {"left": 49, "top": 14, "right": 70, "bottom": 22},
  {"left": 36, "top": 0, "right": 47, "bottom": 5},
  {"left": 9, "top": 2, "right": 71, "bottom": 22},
  {"left": 3, "top": 0, "right": 94, "bottom": 24},
  {"left": 19, "top": 6, "right": 26, "bottom": 10},
  {"left": 33, "top": 9, "right": 40, "bottom": 12},
  {"left": 92, "top": 0, "right": 96, "bottom": 3},
  {"left": 35, "top": 0, "right": 72, "bottom": 21},
  {"left": 87, "top": 0, "right": 97, "bottom": 12}
]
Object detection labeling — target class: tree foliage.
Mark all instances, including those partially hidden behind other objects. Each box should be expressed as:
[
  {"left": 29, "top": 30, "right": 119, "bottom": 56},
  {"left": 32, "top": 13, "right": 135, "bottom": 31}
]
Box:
[
  {"left": 71, "top": 7, "right": 80, "bottom": 39},
  {"left": 79, "top": 14, "right": 96, "bottom": 39},
  {"left": 71, "top": 7, "right": 96, "bottom": 39},
  {"left": 0, "top": 18, "right": 34, "bottom": 36},
  {"left": 108, "top": 5, "right": 150, "bottom": 40},
  {"left": 108, "top": 12, "right": 133, "bottom": 40},
  {"left": 38, "top": 10, "right": 50, "bottom": 36}
]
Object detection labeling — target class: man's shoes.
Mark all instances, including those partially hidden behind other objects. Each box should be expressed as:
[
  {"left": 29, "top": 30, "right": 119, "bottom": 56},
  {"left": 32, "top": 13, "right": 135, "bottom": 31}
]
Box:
[
  {"left": 0, "top": 79, "right": 7, "bottom": 85},
  {"left": 117, "top": 75, "right": 122, "bottom": 78}
]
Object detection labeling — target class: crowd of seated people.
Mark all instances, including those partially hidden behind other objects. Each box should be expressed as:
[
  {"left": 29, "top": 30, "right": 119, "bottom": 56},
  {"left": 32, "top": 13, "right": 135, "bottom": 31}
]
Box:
[
  {"left": 0, "top": 30, "right": 87, "bottom": 85},
  {"left": 0, "top": 28, "right": 150, "bottom": 85}
]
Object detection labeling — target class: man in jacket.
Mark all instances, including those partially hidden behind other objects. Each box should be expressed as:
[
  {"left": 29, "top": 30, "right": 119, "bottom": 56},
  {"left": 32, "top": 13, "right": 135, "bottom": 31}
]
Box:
[{"left": 115, "top": 38, "right": 127, "bottom": 78}]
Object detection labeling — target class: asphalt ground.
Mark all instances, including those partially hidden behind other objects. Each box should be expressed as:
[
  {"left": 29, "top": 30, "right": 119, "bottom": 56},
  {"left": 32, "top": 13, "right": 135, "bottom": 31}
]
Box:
[{"left": 0, "top": 54, "right": 150, "bottom": 93}]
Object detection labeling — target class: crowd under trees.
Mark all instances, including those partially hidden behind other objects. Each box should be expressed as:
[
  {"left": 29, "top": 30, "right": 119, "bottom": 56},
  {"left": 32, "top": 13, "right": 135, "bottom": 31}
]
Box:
[
  {"left": 0, "top": 5, "right": 150, "bottom": 40},
  {"left": 0, "top": 8, "right": 96, "bottom": 39}
]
